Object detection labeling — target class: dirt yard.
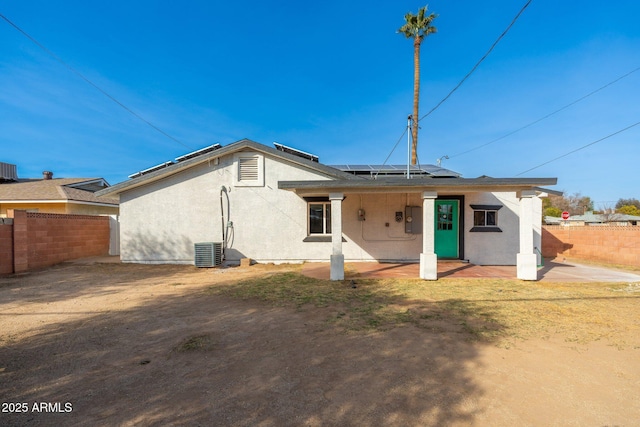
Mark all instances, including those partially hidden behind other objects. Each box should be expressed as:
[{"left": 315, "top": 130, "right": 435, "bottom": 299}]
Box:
[{"left": 1, "top": 261, "right": 639, "bottom": 426}]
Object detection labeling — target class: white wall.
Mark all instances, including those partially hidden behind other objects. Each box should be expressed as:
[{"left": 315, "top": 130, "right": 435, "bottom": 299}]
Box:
[
  {"left": 119, "top": 152, "right": 540, "bottom": 266},
  {"left": 464, "top": 192, "right": 520, "bottom": 265},
  {"left": 463, "top": 192, "right": 544, "bottom": 265},
  {"left": 341, "top": 193, "right": 423, "bottom": 262},
  {"left": 119, "top": 151, "right": 333, "bottom": 264}
]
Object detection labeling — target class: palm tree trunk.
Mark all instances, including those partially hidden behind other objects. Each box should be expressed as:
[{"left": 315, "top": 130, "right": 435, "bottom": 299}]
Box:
[{"left": 412, "top": 36, "right": 421, "bottom": 165}]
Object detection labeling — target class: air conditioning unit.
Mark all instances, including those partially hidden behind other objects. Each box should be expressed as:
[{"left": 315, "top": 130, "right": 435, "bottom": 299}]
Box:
[{"left": 194, "top": 242, "right": 223, "bottom": 267}]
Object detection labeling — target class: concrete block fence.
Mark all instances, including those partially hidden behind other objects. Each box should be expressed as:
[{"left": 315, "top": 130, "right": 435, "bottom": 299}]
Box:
[
  {"left": 542, "top": 225, "right": 640, "bottom": 268},
  {"left": 0, "top": 210, "right": 110, "bottom": 274}
]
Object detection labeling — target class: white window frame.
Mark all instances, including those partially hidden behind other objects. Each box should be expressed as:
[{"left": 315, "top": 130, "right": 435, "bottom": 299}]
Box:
[{"left": 308, "top": 201, "right": 332, "bottom": 235}]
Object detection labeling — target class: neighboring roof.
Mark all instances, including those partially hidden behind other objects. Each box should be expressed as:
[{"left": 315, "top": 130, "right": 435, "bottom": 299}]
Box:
[
  {"left": 98, "top": 139, "right": 361, "bottom": 197},
  {"left": 0, "top": 178, "right": 119, "bottom": 206},
  {"left": 546, "top": 212, "right": 640, "bottom": 224}
]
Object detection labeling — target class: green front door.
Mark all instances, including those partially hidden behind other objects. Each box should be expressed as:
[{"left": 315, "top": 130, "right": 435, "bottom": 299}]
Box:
[{"left": 435, "top": 200, "right": 459, "bottom": 259}]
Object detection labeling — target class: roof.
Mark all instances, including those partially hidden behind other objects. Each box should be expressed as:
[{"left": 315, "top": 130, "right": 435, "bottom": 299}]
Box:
[
  {"left": 278, "top": 176, "right": 558, "bottom": 194},
  {"left": 97, "top": 139, "right": 558, "bottom": 197},
  {"left": 0, "top": 178, "right": 119, "bottom": 206},
  {"left": 98, "top": 139, "right": 361, "bottom": 197},
  {"left": 546, "top": 212, "right": 640, "bottom": 224}
]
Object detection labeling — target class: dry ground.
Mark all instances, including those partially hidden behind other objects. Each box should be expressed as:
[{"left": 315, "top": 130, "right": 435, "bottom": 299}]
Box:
[{"left": 1, "top": 261, "right": 639, "bottom": 426}]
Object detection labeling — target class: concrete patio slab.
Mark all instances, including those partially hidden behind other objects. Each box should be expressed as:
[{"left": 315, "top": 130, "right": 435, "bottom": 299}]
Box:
[{"left": 301, "top": 259, "right": 640, "bottom": 282}]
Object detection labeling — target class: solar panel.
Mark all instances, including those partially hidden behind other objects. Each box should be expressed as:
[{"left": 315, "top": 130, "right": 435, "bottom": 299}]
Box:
[
  {"left": 128, "top": 161, "right": 175, "bottom": 179},
  {"left": 329, "top": 164, "right": 461, "bottom": 178},
  {"left": 175, "top": 143, "right": 222, "bottom": 162},
  {"left": 273, "top": 142, "right": 319, "bottom": 162}
]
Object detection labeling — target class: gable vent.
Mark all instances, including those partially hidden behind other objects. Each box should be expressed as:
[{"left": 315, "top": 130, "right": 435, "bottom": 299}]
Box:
[{"left": 238, "top": 156, "right": 259, "bottom": 181}]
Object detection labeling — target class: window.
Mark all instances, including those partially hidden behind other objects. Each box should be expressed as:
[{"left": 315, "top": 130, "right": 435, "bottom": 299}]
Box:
[
  {"left": 309, "top": 202, "right": 331, "bottom": 235},
  {"left": 303, "top": 197, "right": 347, "bottom": 243},
  {"left": 437, "top": 203, "right": 454, "bottom": 230},
  {"left": 470, "top": 204, "right": 502, "bottom": 232},
  {"left": 235, "top": 153, "right": 264, "bottom": 186}
]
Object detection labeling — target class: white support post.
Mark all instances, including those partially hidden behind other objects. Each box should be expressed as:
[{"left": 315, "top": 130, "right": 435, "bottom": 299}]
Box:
[
  {"left": 420, "top": 191, "right": 438, "bottom": 280},
  {"left": 329, "top": 192, "right": 344, "bottom": 281},
  {"left": 517, "top": 190, "right": 538, "bottom": 280}
]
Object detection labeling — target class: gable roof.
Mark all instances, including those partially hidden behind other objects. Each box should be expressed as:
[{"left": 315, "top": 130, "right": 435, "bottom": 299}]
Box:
[
  {"left": 98, "top": 139, "right": 361, "bottom": 197},
  {"left": 0, "top": 178, "right": 118, "bottom": 206},
  {"left": 97, "top": 138, "right": 558, "bottom": 197}
]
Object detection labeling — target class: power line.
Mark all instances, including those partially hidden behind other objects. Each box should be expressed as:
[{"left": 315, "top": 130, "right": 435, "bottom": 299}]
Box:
[
  {"left": 516, "top": 120, "right": 640, "bottom": 176},
  {"left": 0, "top": 12, "right": 191, "bottom": 150},
  {"left": 450, "top": 65, "right": 640, "bottom": 158},
  {"left": 418, "top": 0, "right": 533, "bottom": 122},
  {"left": 374, "top": 126, "right": 408, "bottom": 179}
]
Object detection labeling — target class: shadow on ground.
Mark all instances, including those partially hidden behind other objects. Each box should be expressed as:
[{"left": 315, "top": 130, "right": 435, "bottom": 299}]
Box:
[{"left": 0, "top": 263, "right": 495, "bottom": 426}]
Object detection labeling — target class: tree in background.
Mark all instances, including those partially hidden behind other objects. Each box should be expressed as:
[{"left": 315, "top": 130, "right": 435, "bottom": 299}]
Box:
[
  {"left": 618, "top": 204, "right": 640, "bottom": 216},
  {"left": 616, "top": 198, "right": 640, "bottom": 210},
  {"left": 543, "top": 206, "right": 563, "bottom": 218},
  {"left": 398, "top": 5, "right": 437, "bottom": 165},
  {"left": 543, "top": 192, "right": 594, "bottom": 216}
]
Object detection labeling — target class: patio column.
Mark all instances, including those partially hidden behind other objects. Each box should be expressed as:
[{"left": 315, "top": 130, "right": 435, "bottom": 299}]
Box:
[
  {"left": 517, "top": 190, "right": 538, "bottom": 280},
  {"left": 329, "top": 192, "right": 344, "bottom": 281},
  {"left": 420, "top": 191, "right": 438, "bottom": 280}
]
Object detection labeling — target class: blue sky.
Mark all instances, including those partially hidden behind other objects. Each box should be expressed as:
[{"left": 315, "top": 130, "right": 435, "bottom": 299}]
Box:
[{"left": 1, "top": 0, "right": 639, "bottom": 208}]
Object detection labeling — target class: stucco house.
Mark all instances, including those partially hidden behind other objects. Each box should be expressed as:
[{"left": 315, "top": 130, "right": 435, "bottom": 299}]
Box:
[{"left": 98, "top": 139, "right": 557, "bottom": 281}]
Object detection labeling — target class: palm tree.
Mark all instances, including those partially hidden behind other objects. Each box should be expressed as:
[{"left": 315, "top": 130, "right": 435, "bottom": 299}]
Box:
[{"left": 398, "top": 6, "right": 437, "bottom": 165}]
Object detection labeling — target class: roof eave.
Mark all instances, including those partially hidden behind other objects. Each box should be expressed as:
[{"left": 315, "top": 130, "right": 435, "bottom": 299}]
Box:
[
  {"left": 97, "top": 139, "right": 359, "bottom": 197},
  {"left": 278, "top": 177, "right": 557, "bottom": 193}
]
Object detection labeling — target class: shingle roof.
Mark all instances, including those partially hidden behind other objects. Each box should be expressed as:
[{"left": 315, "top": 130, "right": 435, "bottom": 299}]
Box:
[{"left": 0, "top": 178, "right": 119, "bottom": 205}]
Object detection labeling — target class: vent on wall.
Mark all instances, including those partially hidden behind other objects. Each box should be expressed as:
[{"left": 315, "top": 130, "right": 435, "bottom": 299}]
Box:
[
  {"left": 238, "top": 156, "right": 259, "bottom": 181},
  {"left": 194, "top": 242, "right": 223, "bottom": 267}
]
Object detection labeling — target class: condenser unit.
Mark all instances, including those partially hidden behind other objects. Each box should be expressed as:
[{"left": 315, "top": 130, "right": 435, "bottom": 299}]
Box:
[{"left": 194, "top": 242, "right": 223, "bottom": 267}]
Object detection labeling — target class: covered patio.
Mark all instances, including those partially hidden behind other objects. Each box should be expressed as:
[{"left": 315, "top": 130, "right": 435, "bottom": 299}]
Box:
[
  {"left": 301, "top": 260, "right": 640, "bottom": 282},
  {"left": 303, "top": 261, "right": 516, "bottom": 280},
  {"left": 279, "top": 178, "right": 558, "bottom": 282}
]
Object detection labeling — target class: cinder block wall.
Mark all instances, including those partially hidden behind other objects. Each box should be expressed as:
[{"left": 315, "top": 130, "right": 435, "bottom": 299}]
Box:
[
  {"left": 542, "top": 226, "right": 640, "bottom": 267},
  {"left": 4, "top": 210, "right": 110, "bottom": 273},
  {"left": 0, "top": 220, "right": 13, "bottom": 274}
]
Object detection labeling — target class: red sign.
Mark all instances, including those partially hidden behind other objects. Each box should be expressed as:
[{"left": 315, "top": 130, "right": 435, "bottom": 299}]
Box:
[{"left": 562, "top": 211, "right": 570, "bottom": 220}]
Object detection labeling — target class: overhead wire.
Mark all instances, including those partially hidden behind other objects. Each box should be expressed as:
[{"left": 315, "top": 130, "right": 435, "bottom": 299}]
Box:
[
  {"left": 516, "top": 120, "right": 640, "bottom": 176},
  {"left": 374, "top": 126, "right": 408, "bottom": 179},
  {"left": 450, "top": 65, "right": 640, "bottom": 159},
  {"left": 418, "top": 0, "right": 533, "bottom": 123},
  {"left": 0, "top": 12, "right": 192, "bottom": 150}
]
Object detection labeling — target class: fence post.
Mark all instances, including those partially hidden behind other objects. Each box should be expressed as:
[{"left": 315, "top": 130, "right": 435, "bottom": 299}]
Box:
[{"left": 9, "top": 210, "right": 29, "bottom": 273}]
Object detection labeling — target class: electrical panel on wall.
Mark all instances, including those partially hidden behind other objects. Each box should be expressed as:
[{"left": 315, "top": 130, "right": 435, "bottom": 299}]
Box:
[{"left": 405, "top": 206, "right": 423, "bottom": 234}]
